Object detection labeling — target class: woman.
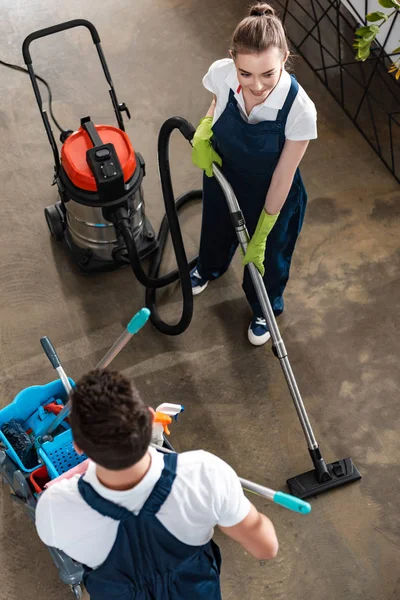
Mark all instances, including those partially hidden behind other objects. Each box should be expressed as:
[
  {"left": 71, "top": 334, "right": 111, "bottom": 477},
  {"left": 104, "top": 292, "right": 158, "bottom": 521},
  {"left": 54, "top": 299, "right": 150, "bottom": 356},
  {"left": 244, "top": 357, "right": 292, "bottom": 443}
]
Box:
[{"left": 191, "top": 3, "right": 317, "bottom": 346}]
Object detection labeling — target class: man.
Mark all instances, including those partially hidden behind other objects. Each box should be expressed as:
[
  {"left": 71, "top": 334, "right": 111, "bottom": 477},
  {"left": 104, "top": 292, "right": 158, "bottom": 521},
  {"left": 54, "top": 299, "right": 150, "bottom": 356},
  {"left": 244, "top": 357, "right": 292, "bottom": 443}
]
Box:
[{"left": 36, "top": 369, "right": 278, "bottom": 599}]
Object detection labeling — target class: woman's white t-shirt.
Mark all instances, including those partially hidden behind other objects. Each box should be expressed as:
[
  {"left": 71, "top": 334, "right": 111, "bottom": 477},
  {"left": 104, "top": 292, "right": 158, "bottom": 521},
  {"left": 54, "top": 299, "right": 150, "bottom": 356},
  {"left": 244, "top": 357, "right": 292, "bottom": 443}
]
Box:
[{"left": 203, "top": 58, "right": 317, "bottom": 141}]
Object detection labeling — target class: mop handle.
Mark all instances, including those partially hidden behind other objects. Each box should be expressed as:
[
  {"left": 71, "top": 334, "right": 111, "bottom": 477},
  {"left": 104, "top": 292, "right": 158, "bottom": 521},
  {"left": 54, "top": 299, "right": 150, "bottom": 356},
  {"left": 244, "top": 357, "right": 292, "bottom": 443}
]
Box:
[
  {"left": 40, "top": 337, "right": 73, "bottom": 395},
  {"left": 239, "top": 477, "right": 311, "bottom": 514},
  {"left": 41, "top": 308, "right": 151, "bottom": 437},
  {"left": 151, "top": 445, "right": 311, "bottom": 514},
  {"left": 96, "top": 308, "right": 151, "bottom": 369}
]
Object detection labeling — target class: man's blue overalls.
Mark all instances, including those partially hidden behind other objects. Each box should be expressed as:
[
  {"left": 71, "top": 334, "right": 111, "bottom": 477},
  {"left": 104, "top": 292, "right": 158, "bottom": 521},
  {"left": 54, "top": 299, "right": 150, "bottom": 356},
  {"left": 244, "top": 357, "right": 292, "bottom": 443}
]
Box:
[
  {"left": 197, "top": 75, "right": 307, "bottom": 317},
  {"left": 77, "top": 452, "right": 222, "bottom": 599}
]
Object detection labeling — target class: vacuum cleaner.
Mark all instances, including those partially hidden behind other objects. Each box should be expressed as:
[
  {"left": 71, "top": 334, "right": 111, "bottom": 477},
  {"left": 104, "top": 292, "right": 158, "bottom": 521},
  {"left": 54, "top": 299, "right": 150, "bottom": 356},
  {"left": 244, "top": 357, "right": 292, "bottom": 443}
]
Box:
[
  {"left": 22, "top": 19, "right": 199, "bottom": 336},
  {"left": 212, "top": 164, "right": 361, "bottom": 499}
]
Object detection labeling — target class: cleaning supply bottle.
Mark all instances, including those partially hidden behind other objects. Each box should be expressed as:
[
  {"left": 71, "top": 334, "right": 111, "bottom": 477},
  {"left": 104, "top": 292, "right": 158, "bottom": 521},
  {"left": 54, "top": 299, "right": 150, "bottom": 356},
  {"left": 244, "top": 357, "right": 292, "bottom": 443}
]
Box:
[{"left": 151, "top": 403, "right": 184, "bottom": 446}]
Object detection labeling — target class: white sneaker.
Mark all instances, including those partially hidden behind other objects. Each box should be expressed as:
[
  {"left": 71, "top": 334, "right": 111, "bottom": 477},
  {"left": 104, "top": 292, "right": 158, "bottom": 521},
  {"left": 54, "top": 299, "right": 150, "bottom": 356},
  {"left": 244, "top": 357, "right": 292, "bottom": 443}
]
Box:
[
  {"left": 248, "top": 316, "right": 271, "bottom": 346},
  {"left": 190, "top": 268, "right": 209, "bottom": 296}
]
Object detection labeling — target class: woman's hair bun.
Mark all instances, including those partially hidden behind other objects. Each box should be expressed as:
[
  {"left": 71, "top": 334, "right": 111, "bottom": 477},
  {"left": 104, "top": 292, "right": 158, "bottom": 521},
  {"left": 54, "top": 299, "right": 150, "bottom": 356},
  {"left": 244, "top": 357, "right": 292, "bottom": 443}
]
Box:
[{"left": 249, "top": 3, "right": 276, "bottom": 17}]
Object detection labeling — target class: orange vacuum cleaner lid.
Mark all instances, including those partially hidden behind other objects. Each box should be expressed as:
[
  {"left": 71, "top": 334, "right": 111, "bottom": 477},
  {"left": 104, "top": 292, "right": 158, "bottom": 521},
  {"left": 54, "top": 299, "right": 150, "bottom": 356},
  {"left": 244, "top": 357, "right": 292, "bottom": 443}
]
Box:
[{"left": 61, "top": 124, "right": 137, "bottom": 192}]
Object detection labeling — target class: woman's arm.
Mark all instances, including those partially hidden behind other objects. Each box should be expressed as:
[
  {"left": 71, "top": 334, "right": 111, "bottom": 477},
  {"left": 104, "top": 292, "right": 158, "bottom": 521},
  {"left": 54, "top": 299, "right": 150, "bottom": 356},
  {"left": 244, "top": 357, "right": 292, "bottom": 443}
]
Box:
[
  {"left": 265, "top": 140, "right": 309, "bottom": 215},
  {"left": 205, "top": 95, "right": 217, "bottom": 118}
]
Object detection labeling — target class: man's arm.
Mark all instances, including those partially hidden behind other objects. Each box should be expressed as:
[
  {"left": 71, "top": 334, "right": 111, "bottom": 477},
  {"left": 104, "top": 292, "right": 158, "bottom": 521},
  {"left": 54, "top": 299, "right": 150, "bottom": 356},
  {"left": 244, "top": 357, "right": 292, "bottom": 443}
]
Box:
[
  {"left": 203, "top": 452, "right": 279, "bottom": 561},
  {"left": 219, "top": 503, "right": 279, "bottom": 560}
]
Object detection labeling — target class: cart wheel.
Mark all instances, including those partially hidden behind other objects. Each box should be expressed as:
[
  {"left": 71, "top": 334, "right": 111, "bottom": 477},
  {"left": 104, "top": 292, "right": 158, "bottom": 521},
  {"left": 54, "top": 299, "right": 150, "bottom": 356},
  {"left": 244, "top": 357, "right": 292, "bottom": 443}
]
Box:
[
  {"left": 44, "top": 204, "right": 64, "bottom": 241},
  {"left": 71, "top": 584, "right": 83, "bottom": 599}
]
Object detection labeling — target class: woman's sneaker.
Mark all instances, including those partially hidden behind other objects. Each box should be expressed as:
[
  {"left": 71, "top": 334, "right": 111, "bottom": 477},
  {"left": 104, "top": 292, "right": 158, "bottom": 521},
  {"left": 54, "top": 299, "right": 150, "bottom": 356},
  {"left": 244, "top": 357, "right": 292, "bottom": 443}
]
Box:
[
  {"left": 190, "top": 267, "right": 209, "bottom": 296},
  {"left": 248, "top": 316, "right": 271, "bottom": 346}
]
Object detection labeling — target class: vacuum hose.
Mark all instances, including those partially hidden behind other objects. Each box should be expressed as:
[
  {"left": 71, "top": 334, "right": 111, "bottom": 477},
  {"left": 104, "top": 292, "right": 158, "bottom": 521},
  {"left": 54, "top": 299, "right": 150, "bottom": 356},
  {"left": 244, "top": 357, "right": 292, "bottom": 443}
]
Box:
[{"left": 113, "top": 116, "right": 201, "bottom": 336}]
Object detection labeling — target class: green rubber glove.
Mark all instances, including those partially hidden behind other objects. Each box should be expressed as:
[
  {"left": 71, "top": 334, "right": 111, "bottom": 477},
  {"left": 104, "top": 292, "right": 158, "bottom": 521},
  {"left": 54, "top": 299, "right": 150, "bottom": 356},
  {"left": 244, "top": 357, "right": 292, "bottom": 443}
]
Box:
[
  {"left": 243, "top": 209, "right": 280, "bottom": 276},
  {"left": 191, "top": 116, "right": 222, "bottom": 177}
]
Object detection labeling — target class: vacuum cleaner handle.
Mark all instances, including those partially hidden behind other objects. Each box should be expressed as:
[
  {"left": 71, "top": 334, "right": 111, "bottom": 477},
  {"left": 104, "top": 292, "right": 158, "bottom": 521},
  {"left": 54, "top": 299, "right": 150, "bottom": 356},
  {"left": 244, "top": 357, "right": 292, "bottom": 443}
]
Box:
[
  {"left": 22, "top": 19, "right": 101, "bottom": 65},
  {"left": 22, "top": 19, "right": 127, "bottom": 171}
]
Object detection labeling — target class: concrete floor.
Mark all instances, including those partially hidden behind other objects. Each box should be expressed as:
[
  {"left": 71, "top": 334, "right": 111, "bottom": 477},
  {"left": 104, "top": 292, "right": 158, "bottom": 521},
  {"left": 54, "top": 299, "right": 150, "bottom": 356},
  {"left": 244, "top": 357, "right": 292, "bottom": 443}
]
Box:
[{"left": 1, "top": 0, "right": 399, "bottom": 598}]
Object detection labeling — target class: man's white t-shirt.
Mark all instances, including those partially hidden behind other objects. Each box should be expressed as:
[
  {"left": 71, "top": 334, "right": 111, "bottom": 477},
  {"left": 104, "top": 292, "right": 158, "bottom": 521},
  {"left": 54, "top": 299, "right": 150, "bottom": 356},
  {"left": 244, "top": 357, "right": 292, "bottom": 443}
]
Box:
[
  {"left": 36, "top": 447, "right": 251, "bottom": 569},
  {"left": 203, "top": 58, "right": 317, "bottom": 141}
]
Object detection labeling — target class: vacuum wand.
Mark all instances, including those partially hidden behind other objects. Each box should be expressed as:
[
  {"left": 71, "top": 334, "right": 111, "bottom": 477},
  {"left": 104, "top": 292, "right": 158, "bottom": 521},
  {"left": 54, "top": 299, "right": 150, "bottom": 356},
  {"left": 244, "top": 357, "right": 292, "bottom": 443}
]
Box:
[
  {"left": 40, "top": 308, "right": 151, "bottom": 437},
  {"left": 212, "top": 166, "right": 317, "bottom": 450},
  {"left": 212, "top": 163, "right": 361, "bottom": 499}
]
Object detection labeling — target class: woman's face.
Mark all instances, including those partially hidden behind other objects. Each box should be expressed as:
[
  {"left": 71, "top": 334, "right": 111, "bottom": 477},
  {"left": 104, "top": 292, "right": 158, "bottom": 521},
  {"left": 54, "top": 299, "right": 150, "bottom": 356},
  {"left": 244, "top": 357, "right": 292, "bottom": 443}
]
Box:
[{"left": 234, "top": 47, "right": 287, "bottom": 101}]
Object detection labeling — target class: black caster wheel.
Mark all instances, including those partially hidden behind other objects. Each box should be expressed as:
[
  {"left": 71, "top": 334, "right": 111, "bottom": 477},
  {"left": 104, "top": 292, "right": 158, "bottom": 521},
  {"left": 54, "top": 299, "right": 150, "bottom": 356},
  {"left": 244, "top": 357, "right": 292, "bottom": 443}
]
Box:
[
  {"left": 44, "top": 203, "right": 65, "bottom": 241},
  {"left": 71, "top": 584, "right": 83, "bottom": 599}
]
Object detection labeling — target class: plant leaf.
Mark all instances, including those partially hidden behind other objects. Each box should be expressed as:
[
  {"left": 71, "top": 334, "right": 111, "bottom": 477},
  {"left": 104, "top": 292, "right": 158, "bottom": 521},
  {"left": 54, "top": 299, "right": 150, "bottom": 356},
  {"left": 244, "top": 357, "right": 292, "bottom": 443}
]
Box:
[
  {"left": 370, "top": 25, "right": 381, "bottom": 34},
  {"left": 357, "top": 38, "right": 372, "bottom": 49},
  {"left": 366, "top": 11, "right": 389, "bottom": 21},
  {"left": 358, "top": 45, "right": 371, "bottom": 60},
  {"left": 378, "top": 0, "right": 396, "bottom": 8},
  {"left": 395, "top": 69, "right": 400, "bottom": 80},
  {"left": 356, "top": 24, "right": 380, "bottom": 38},
  {"left": 391, "top": 45, "right": 400, "bottom": 53},
  {"left": 363, "top": 31, "right": 377, "bottom": 42},
  {"left": 355, "top": 26, "right": 372, "bottom": 35}
]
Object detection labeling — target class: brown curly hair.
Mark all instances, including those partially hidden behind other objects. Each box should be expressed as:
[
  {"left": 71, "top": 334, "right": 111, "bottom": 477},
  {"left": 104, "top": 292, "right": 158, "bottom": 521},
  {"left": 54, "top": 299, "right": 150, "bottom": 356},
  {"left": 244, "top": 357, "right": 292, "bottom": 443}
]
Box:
[{"left": 70, "top": 369, "right": 152, "bottom": 470}]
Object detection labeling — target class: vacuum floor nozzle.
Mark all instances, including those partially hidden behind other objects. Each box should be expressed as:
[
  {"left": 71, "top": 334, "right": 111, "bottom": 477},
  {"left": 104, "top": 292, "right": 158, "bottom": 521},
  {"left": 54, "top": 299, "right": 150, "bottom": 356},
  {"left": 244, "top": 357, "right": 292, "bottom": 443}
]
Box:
[{"left": 287, "top": 457, "right": 361, "bottom": 499}]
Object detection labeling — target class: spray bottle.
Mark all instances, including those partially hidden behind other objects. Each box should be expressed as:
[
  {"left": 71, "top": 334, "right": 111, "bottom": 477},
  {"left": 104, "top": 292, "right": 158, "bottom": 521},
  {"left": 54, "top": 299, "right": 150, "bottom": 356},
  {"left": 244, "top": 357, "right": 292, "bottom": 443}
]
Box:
[{"left": 151, "top": 403, "right": 184, "bottom": 446}]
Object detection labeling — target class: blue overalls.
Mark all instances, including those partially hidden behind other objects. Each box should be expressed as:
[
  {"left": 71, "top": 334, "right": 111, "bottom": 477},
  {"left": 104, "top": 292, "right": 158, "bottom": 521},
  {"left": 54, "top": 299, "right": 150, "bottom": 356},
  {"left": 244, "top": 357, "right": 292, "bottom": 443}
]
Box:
[
  {"left": 77, "top": 452, "right": 222, "bottom": 600},
  {"left": 197, "top": 75, "right": 308, "bottom": 317}
]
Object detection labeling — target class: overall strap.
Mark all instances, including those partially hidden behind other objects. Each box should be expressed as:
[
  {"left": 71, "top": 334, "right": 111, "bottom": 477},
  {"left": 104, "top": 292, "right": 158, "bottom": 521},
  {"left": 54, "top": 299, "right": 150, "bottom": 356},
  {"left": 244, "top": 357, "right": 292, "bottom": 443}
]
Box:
[
  {"left": 78, "top": 477, "right": 132, "bottom": 521},
  {"left": 276, "top": 75, "right": 299, "bottom": 122},
  {"left": 228, "top": 88, "right": 237, "bottom": 105},
  {"left": 140, "top": 452, "right": 177, "bottom": 516}
]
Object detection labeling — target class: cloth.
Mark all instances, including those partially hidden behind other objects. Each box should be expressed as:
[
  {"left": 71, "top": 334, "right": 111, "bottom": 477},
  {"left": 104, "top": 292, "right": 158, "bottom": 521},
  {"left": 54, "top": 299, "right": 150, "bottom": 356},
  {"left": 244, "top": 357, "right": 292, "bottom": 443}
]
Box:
[{"left": 203, "top": 58, "right": 317, "bottom": 141}]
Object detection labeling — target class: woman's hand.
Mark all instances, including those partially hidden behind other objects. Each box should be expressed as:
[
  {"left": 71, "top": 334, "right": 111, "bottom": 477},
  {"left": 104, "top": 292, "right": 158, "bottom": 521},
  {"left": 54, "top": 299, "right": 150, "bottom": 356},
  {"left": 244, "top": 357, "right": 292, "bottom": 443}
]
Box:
[
  {"left": 243, "top": 209, "right": 280, "bottom": 275},
  {"left": 191, "top": 115, "right": 222, "bottom": 177}
]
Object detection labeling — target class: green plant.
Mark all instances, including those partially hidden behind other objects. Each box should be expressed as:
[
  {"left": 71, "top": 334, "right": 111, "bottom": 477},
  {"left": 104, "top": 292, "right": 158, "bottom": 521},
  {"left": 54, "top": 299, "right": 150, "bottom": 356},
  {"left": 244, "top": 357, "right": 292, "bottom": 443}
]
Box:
[{"left": 354, "top": 0, "right": 400, "bottom": 78}]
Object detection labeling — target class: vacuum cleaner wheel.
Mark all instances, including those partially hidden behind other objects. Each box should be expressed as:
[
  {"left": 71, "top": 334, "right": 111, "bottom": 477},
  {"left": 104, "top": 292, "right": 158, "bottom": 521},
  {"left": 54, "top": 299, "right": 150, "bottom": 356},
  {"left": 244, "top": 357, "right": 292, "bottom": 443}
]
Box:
[{"left": 45, "top": 203, "right": 65, "bottom": 241}]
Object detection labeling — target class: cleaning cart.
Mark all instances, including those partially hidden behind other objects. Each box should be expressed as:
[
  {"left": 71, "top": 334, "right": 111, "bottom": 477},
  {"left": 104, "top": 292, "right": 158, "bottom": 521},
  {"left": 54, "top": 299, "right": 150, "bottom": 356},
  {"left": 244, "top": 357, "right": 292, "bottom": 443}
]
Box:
[
  {"left": 0, "top": 309, "right": 151, "bottom": 599},
  {"left": 0, "top": 305, "right": 311, "bottom": 598}
]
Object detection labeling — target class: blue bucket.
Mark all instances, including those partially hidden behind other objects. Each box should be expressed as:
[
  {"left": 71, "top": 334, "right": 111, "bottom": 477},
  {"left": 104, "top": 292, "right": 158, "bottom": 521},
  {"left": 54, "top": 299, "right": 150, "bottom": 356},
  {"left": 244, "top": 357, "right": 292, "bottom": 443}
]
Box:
[
  {"left": 0, "top": 380, "right": 73, "bottom": 473},
  {"left": 38, "top": 429, "right": 87, "bottom": 479}
]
